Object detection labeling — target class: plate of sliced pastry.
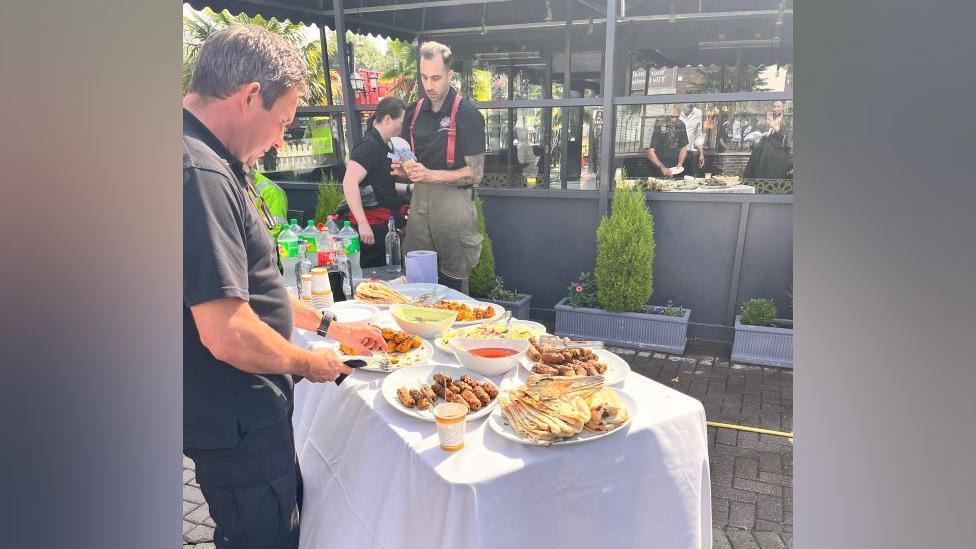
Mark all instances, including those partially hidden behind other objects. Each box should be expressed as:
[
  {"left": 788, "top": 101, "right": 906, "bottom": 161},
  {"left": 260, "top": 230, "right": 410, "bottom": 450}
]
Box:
[{"left": 487, "top": 374, "right": 634, "bottom": 446}]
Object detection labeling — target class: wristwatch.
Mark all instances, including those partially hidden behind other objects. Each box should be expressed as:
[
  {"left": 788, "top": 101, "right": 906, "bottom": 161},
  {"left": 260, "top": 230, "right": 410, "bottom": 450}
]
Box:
[{"left": 316, "top": 310, "right": 337, "bottom": 338}]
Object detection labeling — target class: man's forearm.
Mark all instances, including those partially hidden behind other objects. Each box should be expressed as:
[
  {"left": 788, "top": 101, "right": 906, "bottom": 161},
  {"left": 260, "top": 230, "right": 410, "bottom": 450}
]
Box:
[
  {"left": 290, "top": 295, "right": 321, "bottom": 331},
  {"left": 193, "top": 300, "right": 312, "bottom": 378},
  {"left": 678, "top": 148, "right": 688, "bottom": 166},
  {"left": 426, "top": 153, "right": 484, "bottom": 187},
  {"left": 647, "top": 149, "right": 663, "bottom": 168}
]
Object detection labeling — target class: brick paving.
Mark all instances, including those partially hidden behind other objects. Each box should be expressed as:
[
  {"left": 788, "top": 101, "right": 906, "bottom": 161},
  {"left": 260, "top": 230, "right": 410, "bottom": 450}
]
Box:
[{"left": 183, "top": 339, "right": 793, "bottom": 548}]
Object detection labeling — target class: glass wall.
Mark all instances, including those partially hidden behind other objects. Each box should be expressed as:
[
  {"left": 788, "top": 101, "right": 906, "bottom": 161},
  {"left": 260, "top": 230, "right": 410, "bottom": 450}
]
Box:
[
  {"left": 258, "top": 114, "right": 342, "bottom": 182},
  {"left": 613, "top": 100, "right": 794, "bottom": 194}
]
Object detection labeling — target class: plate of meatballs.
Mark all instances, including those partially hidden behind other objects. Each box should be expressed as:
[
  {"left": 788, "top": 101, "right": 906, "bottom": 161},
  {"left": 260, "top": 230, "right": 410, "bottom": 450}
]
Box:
[
  {"left": 381, "top": 364, "right": 501, "bottom": 422},
  {"left": 520, "top": 337, "right": 631, "bottom": 387}
]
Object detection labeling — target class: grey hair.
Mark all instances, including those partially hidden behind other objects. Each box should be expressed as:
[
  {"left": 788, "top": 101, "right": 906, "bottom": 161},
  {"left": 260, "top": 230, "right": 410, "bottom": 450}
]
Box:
[
  {"left": 190, "top": 24, "right": 307, "bottom": 109},
  {"left": 419, "top": 41, "right": 454, "bottom": 70}
]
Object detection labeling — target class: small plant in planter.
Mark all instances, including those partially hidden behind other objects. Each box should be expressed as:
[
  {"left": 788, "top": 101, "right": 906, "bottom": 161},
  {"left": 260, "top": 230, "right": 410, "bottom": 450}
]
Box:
[
  {"left": 480, "top": 276, "right": 532, "bottom": 320},
  {"left": 555, "top": 188, "right": 691, "bottom": 353},
  {"left": 733, "top": 298, "right": 794, "bottom": 368}
]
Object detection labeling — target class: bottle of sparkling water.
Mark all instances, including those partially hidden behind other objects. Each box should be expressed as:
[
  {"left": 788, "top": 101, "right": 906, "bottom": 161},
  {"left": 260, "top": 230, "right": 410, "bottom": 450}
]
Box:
[
  {"left": 325, "top": 215, "right": 340, "bottom": 238},
  {"left": 337, "top": 220, "right": 362, "bottom": 281},
  {"left": 334, "top": 245, "right": 352, "bottom": 298},
  {"left": 276, "top": 224, "right": 300, "bottom": 287},
  {"left": 289, "top": 218, "right": 302, "bottom": 235},
  {"left": 384, "top": 216, "right": 401, "bottom": 272}
]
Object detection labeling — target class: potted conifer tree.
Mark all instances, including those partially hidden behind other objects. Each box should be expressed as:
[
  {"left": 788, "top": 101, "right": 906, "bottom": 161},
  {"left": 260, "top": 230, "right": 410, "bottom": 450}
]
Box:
[
  {"left": 731, "top": 298, "right": 794, "bottom": 368},
  {"left": 554, "top": 188, "right": 690, "bottom": 353},
  {"left": 469, "top": 196, "right": 532, "bottom": 319}
]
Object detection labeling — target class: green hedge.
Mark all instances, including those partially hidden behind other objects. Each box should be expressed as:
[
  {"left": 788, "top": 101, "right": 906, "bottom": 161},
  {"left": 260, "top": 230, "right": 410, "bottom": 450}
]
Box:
[
  {"left": 595, "top": 188, "right": 655, "bottom": 312},
  {"left": 469, "top": 195, "right": 496, "bottom": 298}
]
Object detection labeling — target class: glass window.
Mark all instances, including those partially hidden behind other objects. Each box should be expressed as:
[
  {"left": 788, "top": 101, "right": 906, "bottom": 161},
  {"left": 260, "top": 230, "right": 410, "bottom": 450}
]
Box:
[
  {"left": 258, "top": 114, "right": 342, "bottom": 182},
  {"left": 612, "top": 100, "right": 794, "bottom": 194}
]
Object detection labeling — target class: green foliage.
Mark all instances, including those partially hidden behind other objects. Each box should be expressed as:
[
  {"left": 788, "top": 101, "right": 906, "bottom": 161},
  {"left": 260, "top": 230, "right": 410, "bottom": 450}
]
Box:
[
  {"left": 683, "top": 64, "right": 770, "bottom": 94},
  {"left": 469, "top": 196, "right": 496, "bottom": 298},
  {"left": 381, "top": 39, "right": 418, "bottom": 102},
  {"left": 487, "top": 277, "right": 520, "bottom": 302},
  {"left": 740, "top": 298, "right": 777, "bottom": 327},
  {"left": 565, "top": 272, "right": 600, "bottom": 309},
  {"left": 648, "top": 300, "right": 686, "bottom": 317},
  {"left": 314, "top": 172, "right": 344, "bottom": 225},
  {"left": 595, "top": 188, "right": 655, "bottom": 312}
]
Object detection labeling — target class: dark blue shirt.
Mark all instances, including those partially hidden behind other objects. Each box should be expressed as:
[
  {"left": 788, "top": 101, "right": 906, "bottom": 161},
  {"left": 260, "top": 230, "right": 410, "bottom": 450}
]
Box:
[{"left": 183, "top": 109, "right": 294, "bottom": 450}]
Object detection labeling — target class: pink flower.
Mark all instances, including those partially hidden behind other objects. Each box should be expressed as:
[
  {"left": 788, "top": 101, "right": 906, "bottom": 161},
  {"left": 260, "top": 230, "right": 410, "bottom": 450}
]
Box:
[{"left": 575, "top": 285, "right": 583, "bottom": 293}]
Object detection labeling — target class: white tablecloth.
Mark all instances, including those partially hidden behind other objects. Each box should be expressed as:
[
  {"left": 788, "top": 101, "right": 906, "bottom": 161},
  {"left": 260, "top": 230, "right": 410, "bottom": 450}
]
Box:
[{"left": 290, "top": 314, "right": 711, "bottom": 549}]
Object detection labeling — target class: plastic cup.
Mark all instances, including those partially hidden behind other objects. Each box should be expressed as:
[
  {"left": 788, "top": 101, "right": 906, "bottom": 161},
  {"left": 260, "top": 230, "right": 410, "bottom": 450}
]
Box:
[{"left": 434, "top": 402, "right": 467, "bottom": 451}]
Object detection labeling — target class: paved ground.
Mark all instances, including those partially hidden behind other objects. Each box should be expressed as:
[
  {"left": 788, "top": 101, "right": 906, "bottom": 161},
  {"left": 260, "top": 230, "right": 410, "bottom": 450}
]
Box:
[{"left": 183, "top": 339, "right": 793, "bottom": 548}]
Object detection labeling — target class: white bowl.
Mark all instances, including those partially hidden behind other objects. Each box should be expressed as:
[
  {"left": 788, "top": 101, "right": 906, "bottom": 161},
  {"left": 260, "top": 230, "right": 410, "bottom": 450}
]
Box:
[
  {"left": 325, "top": 301, "right": 380, "bottom": 324},
  {"left": 448, "top": 338, "right": 531, "bottom": 377},
  {"left": 389, "top": 303, "right": 458, "bottom": 339}
]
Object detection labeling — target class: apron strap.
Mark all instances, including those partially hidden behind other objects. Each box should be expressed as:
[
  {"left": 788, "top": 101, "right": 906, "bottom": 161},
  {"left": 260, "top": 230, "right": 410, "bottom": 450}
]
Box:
[
  {"left": 446, "top": 93, "right": 463, "bottom": 167},
  {"left": 408, "top": 98, "right": 425, "bottom": 153}
]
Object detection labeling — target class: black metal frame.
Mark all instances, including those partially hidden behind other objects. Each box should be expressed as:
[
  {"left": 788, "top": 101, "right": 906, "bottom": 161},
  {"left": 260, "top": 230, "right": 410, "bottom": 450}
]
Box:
[{"left": 280, "top": 0, "right": 793, "bottom": 215}]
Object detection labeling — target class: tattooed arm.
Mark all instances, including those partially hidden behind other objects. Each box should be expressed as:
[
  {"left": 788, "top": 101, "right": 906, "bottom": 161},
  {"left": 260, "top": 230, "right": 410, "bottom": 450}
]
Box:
[{"left": 401, "top": 153, "right": 485, "bottom": 187}]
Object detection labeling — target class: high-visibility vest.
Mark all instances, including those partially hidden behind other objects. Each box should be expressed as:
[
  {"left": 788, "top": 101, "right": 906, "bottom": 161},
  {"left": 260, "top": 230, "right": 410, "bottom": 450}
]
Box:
[
  {"left": 253, "top": 171, "right": 288, "bottom": 238},
  {"left": 306, "top": 117, "right": 334, "bottom": 155}
]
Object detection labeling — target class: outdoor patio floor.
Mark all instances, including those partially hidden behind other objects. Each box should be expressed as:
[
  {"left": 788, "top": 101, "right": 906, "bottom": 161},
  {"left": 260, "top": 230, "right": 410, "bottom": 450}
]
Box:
[{"left": 182, "top": 338, "right": 794, "bottom": 549}]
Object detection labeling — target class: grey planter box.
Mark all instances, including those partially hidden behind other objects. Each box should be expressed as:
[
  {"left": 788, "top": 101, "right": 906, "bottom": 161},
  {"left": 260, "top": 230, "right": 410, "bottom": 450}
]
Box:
[
  {"left": 554, "top": 297, "right": 691, "bottom": 354},
  {"left": 482, "top": 293, "right": 531, "bottom": 321},
  {"left": 731, "top": 315, "right": 794, "bottom": 368}
]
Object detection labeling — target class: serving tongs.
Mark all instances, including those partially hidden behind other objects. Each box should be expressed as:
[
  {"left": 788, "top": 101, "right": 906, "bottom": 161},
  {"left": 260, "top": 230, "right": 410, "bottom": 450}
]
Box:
[{"left": 538, "top": 335, "right": 605, "bottom": 350}]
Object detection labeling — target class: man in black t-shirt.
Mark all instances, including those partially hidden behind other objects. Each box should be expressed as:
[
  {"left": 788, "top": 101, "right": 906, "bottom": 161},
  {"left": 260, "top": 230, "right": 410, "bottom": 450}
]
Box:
[
  {"left": 183, "top": 26, "right": 385, "bottom": 549},
  {"left": 647, "top": 104, "right": 690, "bottom": 179},
  {"left": 391, "top": 41, "right": 486, "bottom": 294}
]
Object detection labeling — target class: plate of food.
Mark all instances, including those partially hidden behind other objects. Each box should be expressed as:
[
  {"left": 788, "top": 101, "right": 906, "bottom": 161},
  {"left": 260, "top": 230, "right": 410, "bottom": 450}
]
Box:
[
  {"left": 487, "top": 374, "right": 634, "bottom": 446},
  {"left": 381, "top": 363, "right": 501, "bottom": 422},
  {"left": 434, "top": 320, "right": 547, "bottom": 353},
  {"left": 426, "top": 299, "right": 504, "bottom": 326},
  {"left": 333, "top": 326, "right": 434, "bottom": 372},
  {"left": 520, "top": 337, "right": 630, "bottom": 386},
  {"left": 353, "top": 281, "right": 449, "bottom": 308}
]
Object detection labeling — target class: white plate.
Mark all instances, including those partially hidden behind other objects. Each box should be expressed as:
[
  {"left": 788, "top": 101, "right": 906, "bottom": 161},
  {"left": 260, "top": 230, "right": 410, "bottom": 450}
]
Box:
[
  {"left": 324, "top": 301, "right": 380, "bottom": 324},
  {"left": 430, "top": 299, "right": 505, "bottom": 327},
  {"left": 519, "top": 348, "right": 631, "bottom": 387},
  {"left": 328, "top": 337, "right": 434, "bottom": 373},
  {"left": 487, "top": 388, "right": 636, "bottom": 446},
  {"left": 435, "top": 320, "right": 548, "bottom": 353},
  {"left": 381, "top": 363, "right": 500, "bottom": 422},
  {"left": 354, "top": 283, "right": 450, "bottom": 309}
]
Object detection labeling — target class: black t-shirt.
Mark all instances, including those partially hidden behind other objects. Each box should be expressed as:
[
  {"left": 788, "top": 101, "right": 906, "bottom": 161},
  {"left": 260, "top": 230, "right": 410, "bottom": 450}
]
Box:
[
  {"left": 183, "top": 109, "right": 294, "bottom": 450},
  {"left": 349, "top": 126, "right": 398, "bottom": 209},
  {"left": 401, "top": 87, "right": 486, "bottom": 171},
  {"left": 649, "top": 117, "right": 689, "bottom": 169}
]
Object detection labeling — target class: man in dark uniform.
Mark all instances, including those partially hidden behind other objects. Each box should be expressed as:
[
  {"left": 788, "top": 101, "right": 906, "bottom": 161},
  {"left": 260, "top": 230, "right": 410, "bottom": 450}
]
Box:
[
  {"left": 183, "top": 25, "right": 385, "bottom": 548},
  {"left": 391, "top": 41, "right": 486, "bottom": 294},
  {"left": 647, "top": 104, "right": 690, "bottom": 179}
]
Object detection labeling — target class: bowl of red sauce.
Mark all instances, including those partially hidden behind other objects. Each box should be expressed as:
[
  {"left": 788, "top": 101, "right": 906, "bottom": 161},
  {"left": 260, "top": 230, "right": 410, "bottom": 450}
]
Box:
[{"left": 448, "top": 338, "right": 531, "bottom": 376}]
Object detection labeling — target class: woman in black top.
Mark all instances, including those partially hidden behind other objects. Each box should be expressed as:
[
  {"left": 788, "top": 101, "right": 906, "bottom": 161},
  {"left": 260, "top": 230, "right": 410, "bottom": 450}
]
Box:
[{"left": 341, "top": 97, "right": 407, "bottom": 267}]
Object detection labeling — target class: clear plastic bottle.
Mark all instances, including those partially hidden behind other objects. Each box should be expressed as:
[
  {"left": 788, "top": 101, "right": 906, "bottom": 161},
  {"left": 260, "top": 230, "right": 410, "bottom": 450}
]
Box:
[
  {"left": 315, "top": 225, "right": 337, "bottom": 268},
  {"left": 384, "top": 216, "right": 401, "bottom": 272},
  {"left": 289, "top": 218, "right": 302, "bottom": 236},
  {"left": 325, "top": 215, "right": 340, "bottom": 237},
  {"left": 337, "top": 220, "right": 362, "bottom": 281},
  {"left": 296, "top": 241, "right": 313, "bottom": 300},
  {"left": 276, "top": 224, "right": 300, "bottom": 287},
  {"left": 300, "top": 220, "right": 319, "bottom": 263}
]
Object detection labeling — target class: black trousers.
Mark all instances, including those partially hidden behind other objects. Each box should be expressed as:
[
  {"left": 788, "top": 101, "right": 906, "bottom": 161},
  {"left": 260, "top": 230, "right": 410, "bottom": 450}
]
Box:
[{"left": 185, "top": 419, "right": 303, "bottom": 549}]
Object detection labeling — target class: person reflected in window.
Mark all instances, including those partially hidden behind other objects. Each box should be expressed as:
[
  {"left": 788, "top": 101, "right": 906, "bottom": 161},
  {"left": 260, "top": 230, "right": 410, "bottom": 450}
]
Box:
[
  {"left": 680, "top": 103, "right": 706, "bottom": 177},
  {"left": 744, "top": 101, "right": 793, "bottom": 180},
  {"left": 647, "top": 104, "right": 689, "bottom": 178}
]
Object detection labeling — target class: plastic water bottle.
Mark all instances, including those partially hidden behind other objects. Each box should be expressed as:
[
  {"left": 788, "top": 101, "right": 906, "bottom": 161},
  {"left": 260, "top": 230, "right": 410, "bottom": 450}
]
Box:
[
  {"left": 289, "top": 218, "right": 302, "bottom": 235},
  {"left": 296, "top": 241, "right": 313, "bottom": 300},
  {"left": 300, "top": 220, "right": 319, "bottom": 261},
  {"left": 316, "top": 225, "right": 337, "bottom": 268},
  {"left": 325, "top": 215, "right": 340, "bottom": 237},
  {"left": 276, "top": 224, "right": 300, "bottom": 287},
  {"left": 338, "top": 220, "right": 362, "bottom": 281},
  {"left": 384, "top": 216, "right": 401, "bottom": 272}
]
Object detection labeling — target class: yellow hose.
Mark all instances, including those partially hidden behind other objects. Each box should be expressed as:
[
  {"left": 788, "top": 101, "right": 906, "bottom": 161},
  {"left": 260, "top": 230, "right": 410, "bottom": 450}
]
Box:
[{"left": 707, "top": 421, "right": 793, "bottom": 439}]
